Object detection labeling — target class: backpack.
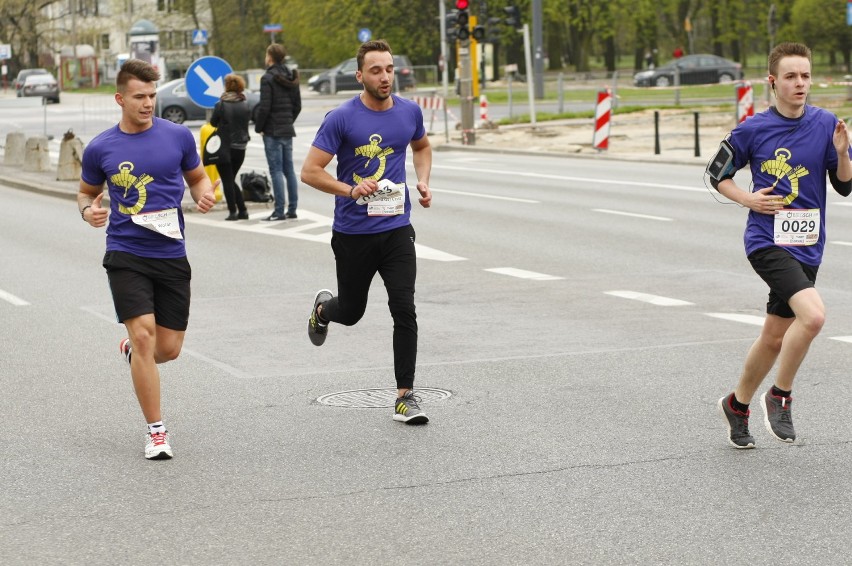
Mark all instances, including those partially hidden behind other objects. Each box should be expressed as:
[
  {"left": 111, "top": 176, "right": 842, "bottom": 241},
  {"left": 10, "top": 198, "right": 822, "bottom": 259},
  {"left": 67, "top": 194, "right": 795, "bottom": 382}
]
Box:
[{"left": 240, "top": 171, "right": 273, "bottom": 203}]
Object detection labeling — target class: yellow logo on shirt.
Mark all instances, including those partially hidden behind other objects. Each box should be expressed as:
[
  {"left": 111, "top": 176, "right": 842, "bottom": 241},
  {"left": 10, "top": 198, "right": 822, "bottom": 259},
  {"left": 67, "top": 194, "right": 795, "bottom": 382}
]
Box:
[
  {"left": 760, "top": 148, "right": 810, "bottom": 205},
  {"left": 353, "top": 134, "right": 394, "bottom": 184},
  {"left": 110, "top": 161, "right": 154, "bottom": 215}
]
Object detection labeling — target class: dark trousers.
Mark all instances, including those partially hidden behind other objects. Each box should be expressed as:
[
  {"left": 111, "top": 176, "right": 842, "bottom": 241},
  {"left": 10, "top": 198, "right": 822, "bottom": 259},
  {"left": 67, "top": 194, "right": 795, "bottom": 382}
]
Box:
[
  {"left": 215, "top": 148, "right": 247, "bottom": 214},
  {"left": 321, "top": 224, "right": 418, "bottom": 389}
]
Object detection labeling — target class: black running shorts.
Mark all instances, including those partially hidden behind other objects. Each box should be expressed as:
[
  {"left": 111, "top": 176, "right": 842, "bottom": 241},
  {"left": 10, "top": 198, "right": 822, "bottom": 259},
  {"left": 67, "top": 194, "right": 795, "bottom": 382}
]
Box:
[
  {"left": 103, "top": 251, "right": 192, "bottom": 331},
  {"left": 747, "top": 246, "right": 818, "bottom": 319}
]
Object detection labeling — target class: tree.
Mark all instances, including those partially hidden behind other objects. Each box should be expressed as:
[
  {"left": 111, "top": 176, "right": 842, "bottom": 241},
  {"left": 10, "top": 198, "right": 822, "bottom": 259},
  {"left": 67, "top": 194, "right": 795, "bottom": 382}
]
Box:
[
  {"left": 210, "top": 0, "right": 271, "bottom": 71},
  {"left": 791, "top": 0, "right": 852, "bottom": 72},
  {"left": 0, "top": 0, "right": 61, "bottom": 73},
  {"left": 267, "top": 0, "right": 440, "bottom": 68}
]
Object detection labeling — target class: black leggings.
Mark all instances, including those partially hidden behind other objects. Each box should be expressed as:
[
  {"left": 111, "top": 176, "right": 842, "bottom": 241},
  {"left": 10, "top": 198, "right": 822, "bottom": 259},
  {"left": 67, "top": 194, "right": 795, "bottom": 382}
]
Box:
[
  {"left": 321, "top": 224, "right": 418, "bottom": 389},
  {"left": 215, "top": 148, "right": 247, "bottom": 214}
]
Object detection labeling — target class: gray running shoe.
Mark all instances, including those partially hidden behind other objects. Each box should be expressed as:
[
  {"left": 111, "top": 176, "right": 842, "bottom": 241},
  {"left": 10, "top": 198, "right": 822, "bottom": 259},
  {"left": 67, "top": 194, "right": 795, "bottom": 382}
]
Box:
[
  {"left": 761, "top": 390, "right": 795, "bottom": 442},
  {"left": 308, "top": 289, "right": 333, "bottom": 346},
  {"left": 393, "top": 390, "right": 429, "bottom": 424},
  {"left": 718, "top": 393, "right": 755, "bottom": 449}
]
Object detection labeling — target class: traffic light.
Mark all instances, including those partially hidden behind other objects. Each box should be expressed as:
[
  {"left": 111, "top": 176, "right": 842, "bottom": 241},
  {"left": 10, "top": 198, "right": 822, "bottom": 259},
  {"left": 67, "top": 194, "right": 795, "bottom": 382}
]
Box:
[
  {"left": 472, "top": 24, "right": 486, "bottom": 41},
  {"left": 504, "top": 5, "right": 521, "bottom": 29},
  {"left": 457, "top": 9, "right": 470, "bottom": 40},
  {"left": 455, "top": 0, "right": 469, "bottom": 8},
  {"left": 446, "top": 10, "right": 459, "bottom": 41}
]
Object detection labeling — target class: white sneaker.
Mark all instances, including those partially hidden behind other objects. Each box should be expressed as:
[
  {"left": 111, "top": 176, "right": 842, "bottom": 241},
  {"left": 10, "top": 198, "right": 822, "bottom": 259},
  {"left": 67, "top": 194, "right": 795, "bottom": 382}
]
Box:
[
  {"left": 145, "top": 431, "right": 174, "bottom": 460},
  {"left": 119, "top": 338, "right": 132, "bottom": 364}
]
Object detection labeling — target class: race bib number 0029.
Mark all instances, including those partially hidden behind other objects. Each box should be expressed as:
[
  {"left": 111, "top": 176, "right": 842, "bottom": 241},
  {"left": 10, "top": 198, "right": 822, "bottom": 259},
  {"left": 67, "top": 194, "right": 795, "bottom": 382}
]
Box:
[{"left": 774, "top": 208, "right": 819, "bottom": 247}]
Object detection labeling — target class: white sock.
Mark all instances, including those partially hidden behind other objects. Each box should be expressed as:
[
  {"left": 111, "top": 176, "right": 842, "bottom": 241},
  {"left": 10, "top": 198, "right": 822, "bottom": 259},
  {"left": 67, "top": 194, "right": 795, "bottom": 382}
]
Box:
[{"left": 147, "top": 421, "right": 166, "bottom": 435}]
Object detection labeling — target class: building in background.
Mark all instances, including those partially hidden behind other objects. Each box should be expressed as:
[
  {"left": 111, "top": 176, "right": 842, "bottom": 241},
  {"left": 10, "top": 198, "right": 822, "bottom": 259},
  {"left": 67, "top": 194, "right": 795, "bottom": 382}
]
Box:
[{"left": 37, "top": 0, "right": 213, "bottom": 87}]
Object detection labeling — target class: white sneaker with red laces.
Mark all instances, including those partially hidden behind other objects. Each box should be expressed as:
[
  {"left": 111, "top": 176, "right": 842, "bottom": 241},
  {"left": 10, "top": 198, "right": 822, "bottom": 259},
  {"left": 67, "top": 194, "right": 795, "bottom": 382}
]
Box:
[{"left": 145, "top": 431, "right": 173, "bottom": 460}]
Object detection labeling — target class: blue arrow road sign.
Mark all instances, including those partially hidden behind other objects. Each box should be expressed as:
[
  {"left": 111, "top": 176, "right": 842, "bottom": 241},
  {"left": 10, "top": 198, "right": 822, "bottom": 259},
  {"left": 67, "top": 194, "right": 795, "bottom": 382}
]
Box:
[
  {"left": 185, "top": 56, "right": 232, "bottom": 109},
  {"left": 358, "top": 28, "right": 372, "bottom": 43}
]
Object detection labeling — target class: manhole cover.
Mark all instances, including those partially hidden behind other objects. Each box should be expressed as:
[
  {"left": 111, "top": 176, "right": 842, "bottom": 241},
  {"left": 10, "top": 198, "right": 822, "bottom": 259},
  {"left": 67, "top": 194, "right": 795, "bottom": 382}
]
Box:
[{"left": 316, "top": 387, "right": 452, "bottom": 408}]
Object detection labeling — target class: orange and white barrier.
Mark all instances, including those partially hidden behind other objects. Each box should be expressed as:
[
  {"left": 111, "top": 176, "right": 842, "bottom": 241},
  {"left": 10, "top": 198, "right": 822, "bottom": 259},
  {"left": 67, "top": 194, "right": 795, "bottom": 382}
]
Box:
[
  {"left": 411, "top": 95, "right": 445, "bottom": 132},
  {"left": 736, "top": 82, "right": 754, "bottom": 123},
  {"left": 479, "top": 94, "right": 489, "bottom": 122},
  {"left": 593, "top": 89, "right": 612, "bottom": 151}
]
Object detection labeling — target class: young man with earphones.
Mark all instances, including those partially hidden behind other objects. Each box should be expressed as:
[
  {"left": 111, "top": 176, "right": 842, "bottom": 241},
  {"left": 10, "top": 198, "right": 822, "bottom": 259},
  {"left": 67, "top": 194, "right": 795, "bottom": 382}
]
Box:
[{"left": 707, "top": 42, "right": 852, "bottom": 449}]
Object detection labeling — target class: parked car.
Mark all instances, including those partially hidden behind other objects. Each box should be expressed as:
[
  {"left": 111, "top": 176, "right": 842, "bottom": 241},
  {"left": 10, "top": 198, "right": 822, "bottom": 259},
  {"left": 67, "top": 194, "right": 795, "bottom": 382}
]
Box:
[
  {"left": 307, "top": 55, "right": 416, "bottom": 94},
  {"left": 155, "top": 78, "right": 260, "bottom": 124},
  {"left": 14, "top": 68, "right": 50, "bottom": 96},
  {"left": 633, "top": 54, "right": 743, "bottom": 87},
  {"left": 20, "top": 73, "right": 60, "bottom": 103}
]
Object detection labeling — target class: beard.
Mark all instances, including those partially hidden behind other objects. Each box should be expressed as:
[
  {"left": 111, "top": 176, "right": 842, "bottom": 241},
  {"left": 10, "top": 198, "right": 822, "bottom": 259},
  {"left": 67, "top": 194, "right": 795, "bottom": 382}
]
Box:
[{"left": 363, "top": 81, "right": 391, "bottom": 101}]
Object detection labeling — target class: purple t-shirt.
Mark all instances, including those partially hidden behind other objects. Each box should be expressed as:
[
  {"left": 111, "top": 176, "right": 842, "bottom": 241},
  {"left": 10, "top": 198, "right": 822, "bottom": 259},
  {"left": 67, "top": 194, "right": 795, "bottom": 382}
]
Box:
[
  {"left": 311, "top": 94, "right": 426, "bottom": 234},
  {"left": 81, "top": 118, "right": 200, "bottom": 258},
  {"left": 728, "top": 105, "right": 850, "bottom": 266}
]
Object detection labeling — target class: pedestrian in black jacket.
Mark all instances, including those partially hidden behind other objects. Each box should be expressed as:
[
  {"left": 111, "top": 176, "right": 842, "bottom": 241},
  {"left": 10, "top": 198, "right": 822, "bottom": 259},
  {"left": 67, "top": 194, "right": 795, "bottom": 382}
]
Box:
[
  {"left": 255, "top": 43, "right": 302, "bottom": 221},
  {"left": 210, "top": 73, "right": 251, "bottom": 220}
]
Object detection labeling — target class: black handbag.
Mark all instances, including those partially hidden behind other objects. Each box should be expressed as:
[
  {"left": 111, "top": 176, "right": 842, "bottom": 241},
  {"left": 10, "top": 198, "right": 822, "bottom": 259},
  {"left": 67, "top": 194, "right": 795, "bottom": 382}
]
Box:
[{"left": 202, "top": 130, "right": 222, "bottom": 165}]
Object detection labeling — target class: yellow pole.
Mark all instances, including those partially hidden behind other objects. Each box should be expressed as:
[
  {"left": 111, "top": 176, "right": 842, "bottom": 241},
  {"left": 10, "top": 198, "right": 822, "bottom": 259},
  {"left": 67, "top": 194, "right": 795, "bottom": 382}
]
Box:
[
  {"left": 470, "top": 16, "right": 480, "bottom": 98},
  {"left": 199, "top": 122, "right": 223, "bottom": 202}
]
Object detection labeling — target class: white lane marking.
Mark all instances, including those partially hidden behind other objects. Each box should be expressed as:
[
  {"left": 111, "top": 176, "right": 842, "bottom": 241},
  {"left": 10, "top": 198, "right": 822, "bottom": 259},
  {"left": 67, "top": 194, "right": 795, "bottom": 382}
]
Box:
[
  {"left": 181, "top": 347, "right": 253, "bottom": 379},
  {"left": 183, "top": 210, "right": 466, "bottom": 262},
  {"left": 604, "top": 291, "right": 693, "bottom": 306},
  {"left": 830, "top": 241, "right": 852, "bottom": 247},
  {"left": 705, "top": 313, "right": 765, "bottom": 326},
  {"left": 0, "top": 288, "right": 30, "bottom": 306},
  {"left": 485, "top": 267, "right": 564, "bottom": 280},
  {"left": 593, "top": 209, "right": 673, "bottom": 222},
  {"left": 830, "top": 336, "right": 852, "bottom": 344},
  {"left": 415, "top": 245, "right": 467, "bottom": 262},
  {"left": 432, "top": 164, "right": 704, "bottom": 192},
  {"left": 429, "top": 188, "right": 538, "bottom": 203}
]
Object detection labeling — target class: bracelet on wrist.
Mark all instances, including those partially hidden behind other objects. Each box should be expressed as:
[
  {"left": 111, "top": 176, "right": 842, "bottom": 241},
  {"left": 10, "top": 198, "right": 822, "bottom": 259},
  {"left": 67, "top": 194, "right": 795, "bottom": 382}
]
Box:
[
  {"left": 349, "top": 186, "right": 356, "bottom": 199},
  {"left": 80, "top": 205, "right": 92, "bottom": 220}
]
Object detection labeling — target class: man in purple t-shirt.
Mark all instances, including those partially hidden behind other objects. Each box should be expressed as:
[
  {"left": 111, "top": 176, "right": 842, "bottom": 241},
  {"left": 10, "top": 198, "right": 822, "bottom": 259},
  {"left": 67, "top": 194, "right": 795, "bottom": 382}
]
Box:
[
  {"left": 709, "top": 43, "right": 852, "bottom": 449},
  {"left": 300, "top": 39, "right": 433, "bottom": 425},
  {"left": 77, "top": 59, "right": 217, "bottom": 460}
]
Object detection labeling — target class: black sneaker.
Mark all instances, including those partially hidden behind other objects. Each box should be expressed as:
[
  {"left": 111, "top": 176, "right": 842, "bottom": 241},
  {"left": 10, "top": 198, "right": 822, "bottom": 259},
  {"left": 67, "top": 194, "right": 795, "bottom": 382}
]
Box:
[
  {"left": 717, "top": 393, "right": 755, "bottom": 449},
  {"left": 761, "top": 390, "right": 795, "bottom": 442},
  {"left": 263, "top": 213, "right": 286, "bottom": 221},
  {"left": 285, "top": 212, "right": 298, "bottom": 219},
  {"left": 308, "top": 289, "right": 333, "bottom": 346},
  {"left": 393, "top": 390, "right": 429, "bottom": 424}
]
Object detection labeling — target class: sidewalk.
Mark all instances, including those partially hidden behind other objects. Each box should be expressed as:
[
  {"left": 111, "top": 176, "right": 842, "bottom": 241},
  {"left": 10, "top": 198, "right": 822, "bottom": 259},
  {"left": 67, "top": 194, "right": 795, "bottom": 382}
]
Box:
[{"left": 0, "top": 152, "right": 272, "bottom": 215}]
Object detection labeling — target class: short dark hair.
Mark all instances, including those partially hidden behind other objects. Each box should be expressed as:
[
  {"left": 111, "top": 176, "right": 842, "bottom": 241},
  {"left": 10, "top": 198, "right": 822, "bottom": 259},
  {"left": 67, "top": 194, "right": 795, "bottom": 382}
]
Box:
[
  {"left": 267, "top": 43, "right": 286, "bottom": 64},
  {"left": 357, "top": 39, "right": 392, "bottom": 71},
  {"left": 768, "top": 42, "right": 811, "bottom": 77},
  {"left": 117, "top": 59, "right": 160, "bottom": 91}
]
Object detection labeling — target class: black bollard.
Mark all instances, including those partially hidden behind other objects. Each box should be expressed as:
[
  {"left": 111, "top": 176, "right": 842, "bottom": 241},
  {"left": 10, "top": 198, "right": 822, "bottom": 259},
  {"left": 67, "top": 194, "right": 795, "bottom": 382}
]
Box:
[
  {"left": 694, "top": 112, "right": 700, "bottom": 157},
  {"left": 654, "top": 111, "right": 660, "bottom": 155}
]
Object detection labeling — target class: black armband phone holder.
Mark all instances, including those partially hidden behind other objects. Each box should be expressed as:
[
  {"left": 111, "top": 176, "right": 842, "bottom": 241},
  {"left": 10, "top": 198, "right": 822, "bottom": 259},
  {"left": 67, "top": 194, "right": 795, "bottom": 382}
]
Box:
[{"left": 706, "top": 139, "right": 735, "bottom": 181}]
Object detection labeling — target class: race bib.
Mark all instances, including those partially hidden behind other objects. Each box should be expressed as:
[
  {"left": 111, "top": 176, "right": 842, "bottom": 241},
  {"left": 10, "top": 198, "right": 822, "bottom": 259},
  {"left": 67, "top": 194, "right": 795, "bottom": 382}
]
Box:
[
  {"left": 357, "top": 179, "right": 406, "bottom": 216},
  {"left": 131, "top": 208, "right": 183, "bottom": 239},
  {"left": 774, "top": 208, "right": 819, "bottom": 246}
]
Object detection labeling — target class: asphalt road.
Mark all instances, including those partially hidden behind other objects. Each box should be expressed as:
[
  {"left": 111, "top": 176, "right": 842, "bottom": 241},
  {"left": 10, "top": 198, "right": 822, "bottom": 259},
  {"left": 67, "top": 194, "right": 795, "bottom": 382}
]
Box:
[{"left": 3, "top": 102, "right": 852, "bottom": 564}]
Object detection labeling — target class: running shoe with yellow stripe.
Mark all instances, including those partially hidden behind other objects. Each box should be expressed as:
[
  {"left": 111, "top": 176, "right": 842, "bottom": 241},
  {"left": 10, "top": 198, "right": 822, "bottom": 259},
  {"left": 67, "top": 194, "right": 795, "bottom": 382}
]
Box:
[
  {"left": 308, "top": 289, "right": 333, "bottom": 346},
  {"left": 393, "top": 390, "right": 429, "bottom": 424}
]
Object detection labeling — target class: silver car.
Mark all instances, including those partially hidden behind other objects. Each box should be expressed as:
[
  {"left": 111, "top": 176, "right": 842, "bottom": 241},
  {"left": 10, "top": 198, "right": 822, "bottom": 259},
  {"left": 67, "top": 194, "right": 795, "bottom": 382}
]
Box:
[
  {"left": 155, "top": 78, "right": 260, "bottom": 124},
  {"left": 20, "top": 74, "right": 60, "bottom": 103}
]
